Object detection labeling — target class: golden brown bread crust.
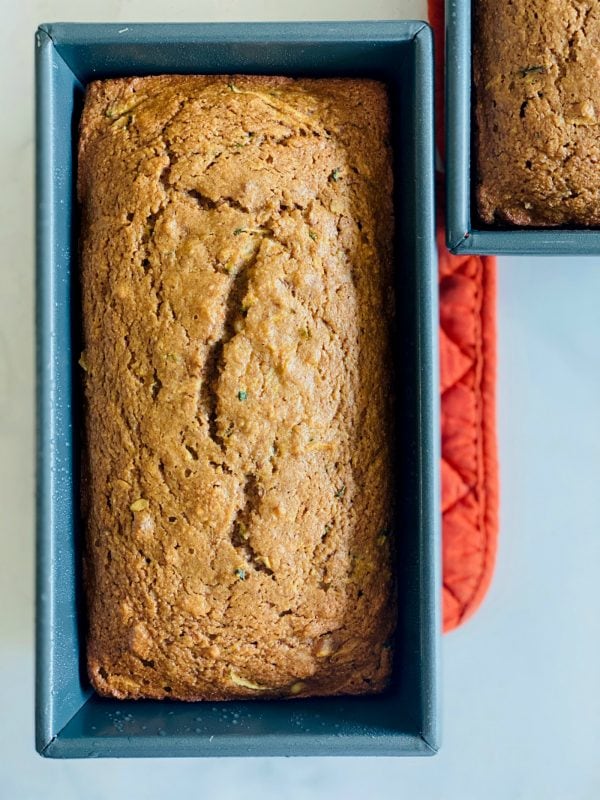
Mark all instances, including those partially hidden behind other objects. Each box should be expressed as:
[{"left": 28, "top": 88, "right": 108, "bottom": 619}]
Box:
[
  {"left": 474, "top": 0, "right": 600, "bottom": 226},
  {"left": 79, "top": 74, "right": 395, "bottom": 701}
]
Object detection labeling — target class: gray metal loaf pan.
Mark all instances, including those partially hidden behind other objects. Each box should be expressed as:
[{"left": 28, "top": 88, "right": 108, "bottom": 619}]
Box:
[
  {"left": 446, "top": 0, "right": 600, "bottom": 254},
  {"left": 36, "top": 20, "right": 440, "bottom": 758}
]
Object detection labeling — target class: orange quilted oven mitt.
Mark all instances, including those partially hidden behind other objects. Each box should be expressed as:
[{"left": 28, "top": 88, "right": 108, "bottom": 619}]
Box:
[{"left": 429, "top": 0, "right": 500, "bottom": 631}]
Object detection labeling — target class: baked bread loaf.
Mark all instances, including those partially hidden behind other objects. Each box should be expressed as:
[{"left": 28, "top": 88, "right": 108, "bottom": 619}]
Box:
[
  {"left": 474, "top": 0, "right": 600, "bottom": 226},
  {"left": 78, "top": 74, "right": 395, "bottom": 701}
]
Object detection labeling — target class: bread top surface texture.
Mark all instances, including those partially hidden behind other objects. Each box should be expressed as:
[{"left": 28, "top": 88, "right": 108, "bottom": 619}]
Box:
[
  {"left": 79, "top": 74, "right": 395, "bottom": 700},
  {"left": 474, "top": 0, "right": 600, "bottom": 226}
]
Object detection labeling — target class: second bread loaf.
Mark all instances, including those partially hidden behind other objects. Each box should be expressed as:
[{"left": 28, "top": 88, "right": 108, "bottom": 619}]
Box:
[{"left": 474, "top": 0, "right": 600, "bottom": 226}]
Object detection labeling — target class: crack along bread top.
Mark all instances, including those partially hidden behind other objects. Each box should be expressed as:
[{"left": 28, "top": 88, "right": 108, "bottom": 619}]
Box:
[{"left": 78, "top": 74, "right": 395, "bottom": 701}]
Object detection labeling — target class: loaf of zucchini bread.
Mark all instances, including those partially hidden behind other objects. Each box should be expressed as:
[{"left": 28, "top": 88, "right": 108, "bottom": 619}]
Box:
[
  {"left": 78, "top": 74, "right": 395, "bottom": 700},
  {"left": 474, "top": 0, "right": 600, "bottom": 226}
]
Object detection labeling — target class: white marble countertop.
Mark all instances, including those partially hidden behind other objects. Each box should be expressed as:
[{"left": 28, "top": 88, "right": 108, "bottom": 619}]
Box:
[{"left": 2, "top": 1, "right": 599, "bottom": 798}]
